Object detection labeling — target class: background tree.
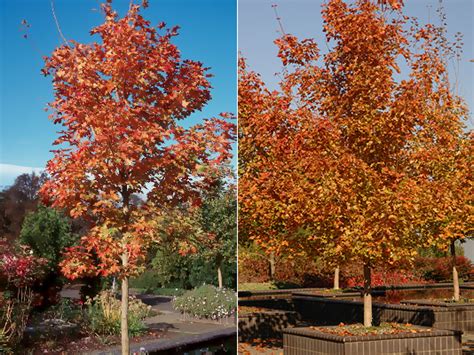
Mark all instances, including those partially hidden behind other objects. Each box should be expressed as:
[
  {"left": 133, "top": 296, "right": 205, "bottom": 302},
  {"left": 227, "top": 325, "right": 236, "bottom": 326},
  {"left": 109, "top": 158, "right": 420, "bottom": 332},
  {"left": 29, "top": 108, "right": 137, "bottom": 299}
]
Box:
[
  {"left": 189, "top": 174, "right": 236, "bottom": 288},
  {"left": 152, "top": 171, "right": 237, "bottom": 289},
  {"left": 40, "top": 1, "right": 235, "bottom": 353},
  {"left": 238, "top": 58, "right": 306, "bottom": 282},
  {"left": 424, "top": 133, "right": 473, "bottom": 300},
  {"left": 0, "top": 172, "right": 47, "bottom": 241},
  {"left": 20, "top": 205, "right": 76, "bottom": 306}
]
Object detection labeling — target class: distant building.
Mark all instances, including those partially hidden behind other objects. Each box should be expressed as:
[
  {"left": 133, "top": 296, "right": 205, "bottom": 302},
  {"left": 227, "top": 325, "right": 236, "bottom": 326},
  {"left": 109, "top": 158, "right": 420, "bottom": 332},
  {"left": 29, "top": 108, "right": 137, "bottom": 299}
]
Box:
[{"left": 464, "top": 239, "right": 474, "bottom": 262}]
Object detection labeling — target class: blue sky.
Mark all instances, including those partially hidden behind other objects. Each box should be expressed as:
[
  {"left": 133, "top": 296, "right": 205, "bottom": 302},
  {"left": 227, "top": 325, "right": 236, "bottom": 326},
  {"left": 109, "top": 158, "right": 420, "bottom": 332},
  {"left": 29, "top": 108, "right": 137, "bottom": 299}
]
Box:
[
  {"left": 0, "top": 0, "right": 236, "bottom": 186},
  {"left": 239, "top": 0, "right": 473, "bottom": 126}
]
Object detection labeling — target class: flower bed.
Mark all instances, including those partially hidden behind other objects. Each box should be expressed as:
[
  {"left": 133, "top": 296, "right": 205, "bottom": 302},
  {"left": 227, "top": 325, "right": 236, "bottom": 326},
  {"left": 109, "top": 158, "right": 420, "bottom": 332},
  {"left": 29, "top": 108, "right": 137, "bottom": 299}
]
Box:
[{"left": 173, "top": 285, "right": 236, "bottom": 321}]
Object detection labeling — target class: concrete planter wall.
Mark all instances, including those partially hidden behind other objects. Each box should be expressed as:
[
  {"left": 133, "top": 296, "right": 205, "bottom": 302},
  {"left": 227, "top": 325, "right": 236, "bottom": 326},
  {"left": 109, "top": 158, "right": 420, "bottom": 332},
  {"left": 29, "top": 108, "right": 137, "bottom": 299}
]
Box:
[
  {"left": 292, "top": 295, "right": 436, "bottom": 327},
  {"left": 238, "top": 310, "right": 300, "bottom": 341},
  {"left": 402, "top": 299, "right": 474, "bottom": 332},
  {"left": 288, "top": 294, "right": 474, "bottom": 333},
  {"left": 238, "top": 288, "right": 322, "bottom": 300},
  {"left": 283, "top": 326, "right": 462, "bottom": 355},
  {"left": 240, "top": 294, "right": 474, "bottom": 333},
  {"left": 239, "top": 298, "right": 295, "bottom": 312}
]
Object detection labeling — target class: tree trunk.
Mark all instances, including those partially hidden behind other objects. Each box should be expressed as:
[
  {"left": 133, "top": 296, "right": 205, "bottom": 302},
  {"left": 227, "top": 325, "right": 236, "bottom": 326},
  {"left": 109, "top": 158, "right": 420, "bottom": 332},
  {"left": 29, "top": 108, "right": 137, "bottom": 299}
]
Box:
[
  {"left": 120, "top": 186, "right": 131, "bottom": 354},
  {"left": 269, "top": 252, "right": 276, "bottom": 281},
  {"left": 334, "top": 266, "right": 340, "bottom": 290},
  {"left": 217, "top": 264, "right": 223, "bottom": 289},
  {"left": 363, "top": 264, "right": 372, "bottom": 327},
  {"left": 112, "top": 277, "right": 117, "bottom": 294},
  {"left": 451, "top": 241, "right": 460, "bottom": 302},
  {"left": 121, "top": 252, "right": 129, "bottom": 355}
]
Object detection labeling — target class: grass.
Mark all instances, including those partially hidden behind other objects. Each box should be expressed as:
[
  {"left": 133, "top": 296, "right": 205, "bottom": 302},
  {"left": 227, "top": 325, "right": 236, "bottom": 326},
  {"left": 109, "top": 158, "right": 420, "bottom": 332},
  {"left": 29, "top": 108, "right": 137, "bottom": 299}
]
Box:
[
  {"left": 238, "top": 282, "right": 278, "bottom": 291},
  {"left": 238, "top": 281, "right": 303, "bottom": 291}
]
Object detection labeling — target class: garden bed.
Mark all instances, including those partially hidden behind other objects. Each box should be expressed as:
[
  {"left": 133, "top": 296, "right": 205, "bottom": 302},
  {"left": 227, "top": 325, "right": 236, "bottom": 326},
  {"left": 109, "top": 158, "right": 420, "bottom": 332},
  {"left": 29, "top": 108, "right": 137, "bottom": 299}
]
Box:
[{"left": 283, "top": 325, "right": 462, "bottom": 355}]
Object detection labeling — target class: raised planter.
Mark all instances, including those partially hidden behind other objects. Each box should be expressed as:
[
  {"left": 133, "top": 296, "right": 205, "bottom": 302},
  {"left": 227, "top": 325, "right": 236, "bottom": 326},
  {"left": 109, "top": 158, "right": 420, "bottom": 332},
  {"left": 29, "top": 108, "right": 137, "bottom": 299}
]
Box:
[
  {"left": 401, "top": 299, "right": 474, "bottom": 332},
  {"left": 239, "top": 298, "right": 295, "bottom": 312},
  {"left": 283, "top": 326, "right": 462, "bottom": 355},
  {"left": 291, "top": 295, "right": 437, "bottom": 327},
  {"left": 238, "top": 287, "right": 322, "bottom": 300},
  {"left": 239, "top": 309, "right": 301, "bottom": 341}
]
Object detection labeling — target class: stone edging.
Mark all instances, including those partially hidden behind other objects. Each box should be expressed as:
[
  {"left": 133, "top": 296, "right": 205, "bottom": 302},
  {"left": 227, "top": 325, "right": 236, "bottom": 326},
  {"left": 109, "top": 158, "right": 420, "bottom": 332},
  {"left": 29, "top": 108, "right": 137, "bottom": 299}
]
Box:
[
  {"left": 94, "top": 327, "right": 236, "bottom": 355},
  {"left": 402, "top": 299, "right": 474, "bottom": 308},
  {"left": 282, "top": 326, "right": 460, "bottom": 343},
  {"left": 238, "top": 282, "right": 474, "bottom": 299}
]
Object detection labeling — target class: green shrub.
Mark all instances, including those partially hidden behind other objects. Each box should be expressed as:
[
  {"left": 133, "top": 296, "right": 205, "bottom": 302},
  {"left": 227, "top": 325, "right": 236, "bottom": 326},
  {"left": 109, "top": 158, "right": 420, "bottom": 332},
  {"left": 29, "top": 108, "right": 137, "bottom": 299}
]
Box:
[
  {"left": 0, "top": 330, "right": 12, "bottom": 354},
  {"left": 129, "top": 271, "right": 162, "bottom": 293},
  {"left": 84, "top": 290, "right": 151, "bottom": 337},
  {"left": 172, "top": 285, "right": 236, "bottom": 320},
  {"left": 43, "top": 298, "right": 82, "bottom": 323}
]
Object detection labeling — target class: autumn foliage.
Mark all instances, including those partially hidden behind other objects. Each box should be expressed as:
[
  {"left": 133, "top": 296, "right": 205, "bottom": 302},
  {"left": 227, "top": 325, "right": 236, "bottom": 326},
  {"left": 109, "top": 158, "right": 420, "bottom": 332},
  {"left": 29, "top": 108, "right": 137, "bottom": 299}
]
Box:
[
  {"left": 40, "top": 1, "right": 235, "bottom": 280},
  {"left": 239, "top": 0, "right": 471, "bottom": 325}
]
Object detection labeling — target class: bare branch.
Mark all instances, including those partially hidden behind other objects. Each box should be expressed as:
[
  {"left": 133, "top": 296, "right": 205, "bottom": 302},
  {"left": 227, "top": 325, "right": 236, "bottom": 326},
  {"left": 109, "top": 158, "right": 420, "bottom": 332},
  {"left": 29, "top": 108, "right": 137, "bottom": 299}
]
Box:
[{"left": 51, "top": 0, "right": 69, "bottom": 46}]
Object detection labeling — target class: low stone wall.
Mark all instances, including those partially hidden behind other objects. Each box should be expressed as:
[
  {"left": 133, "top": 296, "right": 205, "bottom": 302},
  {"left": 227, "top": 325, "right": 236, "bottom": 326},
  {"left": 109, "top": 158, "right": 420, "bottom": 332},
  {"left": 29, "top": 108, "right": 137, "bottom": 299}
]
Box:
[
  {"left": 238, "top": 287, "right": 322, "bottom": 300},
  {"left": 292, "top": 295, "right": 435, "bottom": 327},
  {"left": 239, "top": 288, "right": 474, "bottom": 336},
  {"left": 239, "top": 298, "right": 295, "bottom": 312},
  {"left": 283, "top": 326, "right": 462, "bottom": 355},
  {"left": 238, "top": 310, "right": 300, "bottom": 341},
  {"left": 402, "top": 299, "right": 474, "bottom": 332},
  {"left": 292, "top": 294, "right": 474, "bottom": 333},
  {"left": 238, "top": 283, "right": 474, "bottom": 300}
]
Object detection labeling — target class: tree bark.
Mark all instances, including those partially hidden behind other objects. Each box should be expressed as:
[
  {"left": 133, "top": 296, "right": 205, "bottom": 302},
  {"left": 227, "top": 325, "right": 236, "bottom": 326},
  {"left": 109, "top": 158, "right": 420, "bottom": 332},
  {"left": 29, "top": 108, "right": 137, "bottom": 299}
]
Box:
[
  {"left": 451, "top": 241, "right": 460, "bottom": 302},
  {"left": 334, "top": 266, "right": 340, "bottom": 290},
  {"left": 363, "top": 264, "right": 372, "bottom": 327},
  {"left": 121, "top": 252, "right": 129, "bottom": 355},
  {"left": 217, "top": 264, "right": 223, "bottom": 289},
  {"left": 269, "top": 252, "right": 276, "bottom": 281},
  {"left": 120, "top": 185, "right": 130, "bottom": 355}
]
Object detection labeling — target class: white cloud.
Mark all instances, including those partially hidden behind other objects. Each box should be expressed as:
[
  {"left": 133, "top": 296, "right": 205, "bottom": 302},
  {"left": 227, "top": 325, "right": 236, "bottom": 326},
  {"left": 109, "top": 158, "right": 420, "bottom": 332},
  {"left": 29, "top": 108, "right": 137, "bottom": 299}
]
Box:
[{"left": 0, "top": 163, "right": 45, "bottom": 187}]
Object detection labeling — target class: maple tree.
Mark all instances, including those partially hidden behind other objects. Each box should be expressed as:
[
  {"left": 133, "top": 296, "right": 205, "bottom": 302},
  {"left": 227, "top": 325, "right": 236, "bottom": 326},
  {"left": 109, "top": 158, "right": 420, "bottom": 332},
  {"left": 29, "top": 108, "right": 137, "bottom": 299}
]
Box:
[
  {"left": 239, "top": 0, "right": 470, "bottom": 326},
  {"left": 40, "top": 1, "right": 235, "bottom": 352},
  {"left": 184, "top": 172, "right": 236, "bottom": 288},
  {"left": 152, "top": 171, "right": 236, "bottom": 289},
  {"left": 422, "top": 132, "right": 473, "bottom": 301}
]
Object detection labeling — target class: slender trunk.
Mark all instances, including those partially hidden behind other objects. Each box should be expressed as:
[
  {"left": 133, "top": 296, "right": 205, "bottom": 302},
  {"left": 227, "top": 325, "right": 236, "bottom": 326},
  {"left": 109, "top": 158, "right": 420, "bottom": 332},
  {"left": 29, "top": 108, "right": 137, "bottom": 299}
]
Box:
[
  {"left": 217, "top": 265, "right": 223, "bottom": 289},
  {"left": 112, "top": 277, "right": 117, "bottom": 294},
  {"left": 363, "top": 264, "right": 372, "bottom": 327},
  {"left": 451, "top": 241, "right": 460, "bottom": 302},
  {"left": 120, "top": 185, "right": 130, "bottom": 355},
  {"left": 334, "top": 266, "right": 340, "bottom": 290},
  {"left": 121, "top": 253, "right": 129, "bottom": 355},
  {"left": 269, "top": 252, "right": 276, "bottom": 281}
]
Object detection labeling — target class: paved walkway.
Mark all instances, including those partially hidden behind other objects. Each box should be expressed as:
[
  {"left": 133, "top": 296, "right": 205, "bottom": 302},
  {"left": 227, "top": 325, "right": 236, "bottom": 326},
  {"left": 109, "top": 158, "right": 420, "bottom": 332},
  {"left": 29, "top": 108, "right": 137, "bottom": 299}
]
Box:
[
  {"left": 94, "top": 297, "right": 236, "bottom": 354},
  {"left": 61, "top": 287, "right": 236, "bottom": 354}
]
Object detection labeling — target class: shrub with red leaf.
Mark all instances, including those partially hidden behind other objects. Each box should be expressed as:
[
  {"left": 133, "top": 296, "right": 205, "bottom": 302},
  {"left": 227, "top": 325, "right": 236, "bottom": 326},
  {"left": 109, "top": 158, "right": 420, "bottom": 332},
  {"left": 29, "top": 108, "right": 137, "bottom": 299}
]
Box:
[
  {"left": 345, "top": 269, "right": 427, "bottom": 288},
  {"left": 238, "top": 253, "right": 271, "bottom": 284},
  {"left": 0, "top": 240, "right": 47, "bottom": 349},
  {"left": 0, "top": 240, "right": 47, "bottom": 289},
  {"left": 413, "top": 256, "right": 473, "bottom": 282}
]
